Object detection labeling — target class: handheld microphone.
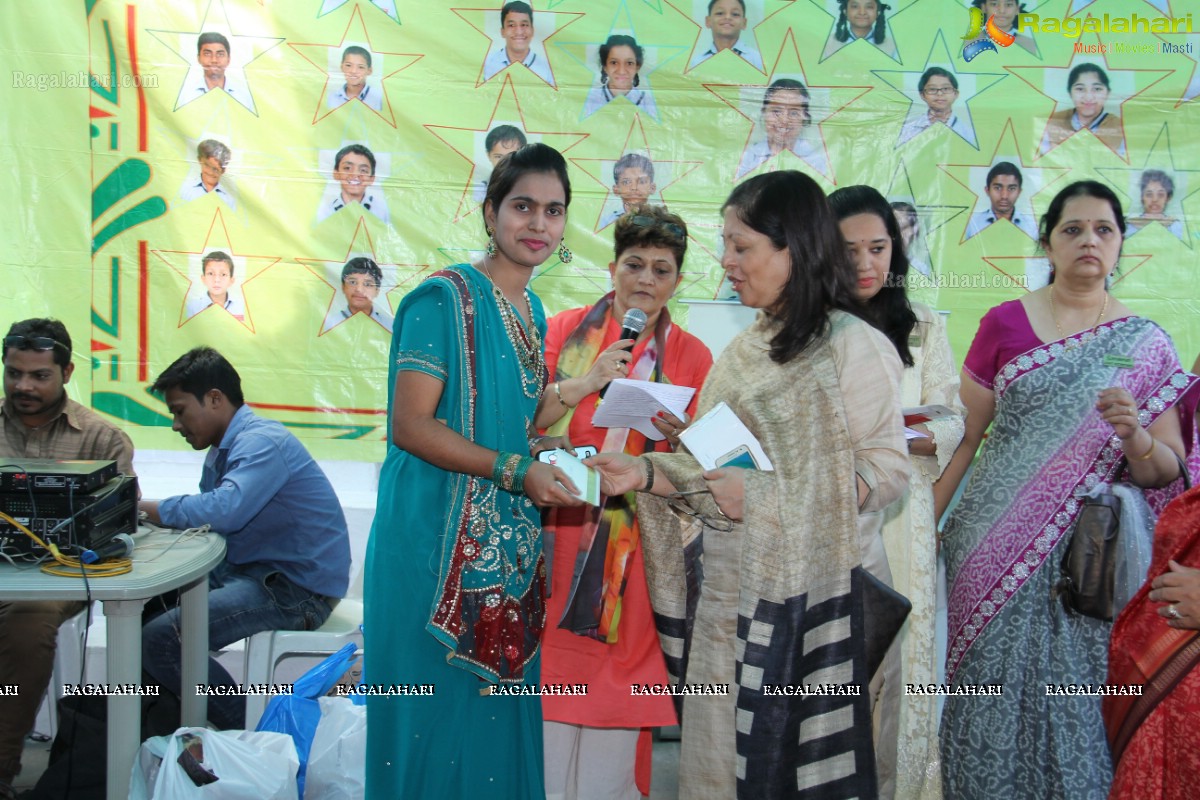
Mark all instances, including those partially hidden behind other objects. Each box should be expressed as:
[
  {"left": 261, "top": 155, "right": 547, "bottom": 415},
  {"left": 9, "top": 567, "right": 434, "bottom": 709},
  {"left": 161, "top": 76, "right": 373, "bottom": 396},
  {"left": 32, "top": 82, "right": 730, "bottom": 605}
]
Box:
[
  {"left": 599, "top": 308, "right": 648, "bottom": 399},
  {"left": 81, "top": 533, "right": 135, "bottom": 565}
]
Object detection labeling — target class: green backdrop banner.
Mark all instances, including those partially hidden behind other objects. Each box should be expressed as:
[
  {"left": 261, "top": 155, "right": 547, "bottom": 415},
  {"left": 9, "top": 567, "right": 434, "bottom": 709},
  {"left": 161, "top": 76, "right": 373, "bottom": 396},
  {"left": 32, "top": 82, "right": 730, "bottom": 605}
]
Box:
[{"left": 2, "top": 0, "right": 1198, "bottom": 459}]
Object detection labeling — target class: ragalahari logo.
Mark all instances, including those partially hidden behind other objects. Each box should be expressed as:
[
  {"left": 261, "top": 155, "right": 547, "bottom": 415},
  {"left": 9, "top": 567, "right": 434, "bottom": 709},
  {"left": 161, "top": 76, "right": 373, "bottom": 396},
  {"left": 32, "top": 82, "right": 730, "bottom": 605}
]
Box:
[{"left": 961, "top": 7, "right": 1016, "bottom": 61}]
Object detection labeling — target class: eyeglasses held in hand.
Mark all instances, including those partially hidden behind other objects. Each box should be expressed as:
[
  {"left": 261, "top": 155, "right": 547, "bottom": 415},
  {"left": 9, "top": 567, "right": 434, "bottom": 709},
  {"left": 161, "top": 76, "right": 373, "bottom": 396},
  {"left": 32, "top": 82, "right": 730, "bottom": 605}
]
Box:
[{"left": 667, "top": 489, "right": 733, "bottom": 532}]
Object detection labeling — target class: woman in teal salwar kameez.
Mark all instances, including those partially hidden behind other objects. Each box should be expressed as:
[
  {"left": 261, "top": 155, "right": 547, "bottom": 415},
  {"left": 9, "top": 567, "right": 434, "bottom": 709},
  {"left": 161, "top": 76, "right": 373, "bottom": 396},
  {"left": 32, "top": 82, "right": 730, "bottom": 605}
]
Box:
[{"left": 364, "top": 144, "right": 582, "bottom": 798}]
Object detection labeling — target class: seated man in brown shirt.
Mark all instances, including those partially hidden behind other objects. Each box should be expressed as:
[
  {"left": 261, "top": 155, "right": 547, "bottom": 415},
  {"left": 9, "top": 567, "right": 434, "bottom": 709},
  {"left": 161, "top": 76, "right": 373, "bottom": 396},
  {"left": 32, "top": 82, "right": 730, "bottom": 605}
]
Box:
[{"left": 0, "top": 318, "right": 134, "bottom": 799}]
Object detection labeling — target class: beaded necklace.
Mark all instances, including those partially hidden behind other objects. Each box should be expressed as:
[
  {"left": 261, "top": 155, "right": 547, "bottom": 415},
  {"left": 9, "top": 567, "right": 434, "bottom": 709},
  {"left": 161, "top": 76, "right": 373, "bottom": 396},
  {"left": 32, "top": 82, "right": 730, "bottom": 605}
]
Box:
[{"left": 482, "top": 260, "right": 545, "bottom": 398}]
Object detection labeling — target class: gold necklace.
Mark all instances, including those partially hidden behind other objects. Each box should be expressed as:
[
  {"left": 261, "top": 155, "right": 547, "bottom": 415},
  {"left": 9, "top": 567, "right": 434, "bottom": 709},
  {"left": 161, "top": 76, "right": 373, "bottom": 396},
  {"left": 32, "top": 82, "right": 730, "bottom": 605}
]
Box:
[
  {"left": 481, "top": 261, "right": 545, "bottom": 398},
  {"left": 1049, "top": 284, "right": 1108, "bottom": 347}
]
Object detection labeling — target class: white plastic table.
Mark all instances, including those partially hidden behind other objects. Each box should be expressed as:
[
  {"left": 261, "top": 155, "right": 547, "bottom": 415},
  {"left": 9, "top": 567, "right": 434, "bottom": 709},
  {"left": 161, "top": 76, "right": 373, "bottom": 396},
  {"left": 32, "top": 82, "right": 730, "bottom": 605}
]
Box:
[{"left": 0, "top": 531, "right": 226, "bottom": 799}]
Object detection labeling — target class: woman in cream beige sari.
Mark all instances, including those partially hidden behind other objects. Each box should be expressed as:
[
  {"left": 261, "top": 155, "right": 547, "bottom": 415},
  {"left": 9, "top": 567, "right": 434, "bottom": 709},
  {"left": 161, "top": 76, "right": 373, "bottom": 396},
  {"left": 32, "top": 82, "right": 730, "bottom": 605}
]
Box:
[{"left": 591, "top": 171, "right": 910, "bottom": 799}]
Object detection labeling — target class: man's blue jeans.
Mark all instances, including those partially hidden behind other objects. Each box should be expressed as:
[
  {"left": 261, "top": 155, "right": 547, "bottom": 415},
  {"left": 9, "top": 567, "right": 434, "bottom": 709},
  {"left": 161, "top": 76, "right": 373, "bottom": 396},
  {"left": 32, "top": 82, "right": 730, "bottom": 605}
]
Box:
[{"left": 142, "top": 560, "right": 332, "bottom": 730}]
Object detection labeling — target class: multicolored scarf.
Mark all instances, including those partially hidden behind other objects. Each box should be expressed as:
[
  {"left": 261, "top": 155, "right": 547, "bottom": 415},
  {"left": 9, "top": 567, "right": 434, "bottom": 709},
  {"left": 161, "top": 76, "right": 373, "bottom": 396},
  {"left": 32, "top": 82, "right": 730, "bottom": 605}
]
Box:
[{"left": 546, "top": 292, "right": 671, "bottom": 643}]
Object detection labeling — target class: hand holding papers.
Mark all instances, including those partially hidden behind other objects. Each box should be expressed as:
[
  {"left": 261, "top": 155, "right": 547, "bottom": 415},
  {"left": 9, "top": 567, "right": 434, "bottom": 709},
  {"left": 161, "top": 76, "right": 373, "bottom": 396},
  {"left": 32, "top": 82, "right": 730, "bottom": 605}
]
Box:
[
  {"left": 678, "top": 402, "right": 774, "bottom": 471},
  {"left": 591, "top": 379, "right": 696, "bottom": 441}
]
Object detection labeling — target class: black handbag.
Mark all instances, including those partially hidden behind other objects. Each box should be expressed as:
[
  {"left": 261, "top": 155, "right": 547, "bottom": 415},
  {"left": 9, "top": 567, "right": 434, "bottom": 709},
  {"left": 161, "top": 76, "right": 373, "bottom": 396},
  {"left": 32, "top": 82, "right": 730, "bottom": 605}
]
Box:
[
  {"left": 1057, "top": 452, "right": 1192, "bottom": 621},
  {"left": 1057, "top": 488, "right": 1122, "bottom": 621}
]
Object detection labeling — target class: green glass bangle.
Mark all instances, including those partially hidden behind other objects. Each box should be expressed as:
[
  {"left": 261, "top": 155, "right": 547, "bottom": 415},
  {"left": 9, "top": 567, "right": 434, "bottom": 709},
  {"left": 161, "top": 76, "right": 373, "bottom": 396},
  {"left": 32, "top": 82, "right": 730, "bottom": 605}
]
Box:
[{"left": 512, "top": 456, "right": 536, "bottom": 494}]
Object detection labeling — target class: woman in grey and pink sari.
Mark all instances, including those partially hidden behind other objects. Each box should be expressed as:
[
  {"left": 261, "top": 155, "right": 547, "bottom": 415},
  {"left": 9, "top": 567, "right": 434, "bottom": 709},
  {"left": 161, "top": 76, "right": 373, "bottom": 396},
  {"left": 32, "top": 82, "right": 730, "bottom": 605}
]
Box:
[{"left": 933, "top": 180, "right": 1199, "bottom": 799}]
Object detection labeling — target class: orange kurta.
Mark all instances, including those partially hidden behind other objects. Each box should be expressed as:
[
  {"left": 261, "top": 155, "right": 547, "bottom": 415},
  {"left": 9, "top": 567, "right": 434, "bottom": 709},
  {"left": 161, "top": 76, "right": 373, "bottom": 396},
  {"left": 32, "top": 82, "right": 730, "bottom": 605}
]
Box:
[{"left": 539, "top": 306, "right": 712, "bottom": 728}]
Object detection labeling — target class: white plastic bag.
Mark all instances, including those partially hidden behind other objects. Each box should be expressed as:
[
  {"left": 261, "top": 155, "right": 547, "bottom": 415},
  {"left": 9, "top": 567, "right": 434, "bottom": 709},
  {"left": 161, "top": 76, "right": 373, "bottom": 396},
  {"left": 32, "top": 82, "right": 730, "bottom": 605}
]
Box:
[
  {"left": 303, "top": 696, "right": 366, "bottom": 800},
  {"left": 129, "top": 726, "right": 300, "bottom": 800}
]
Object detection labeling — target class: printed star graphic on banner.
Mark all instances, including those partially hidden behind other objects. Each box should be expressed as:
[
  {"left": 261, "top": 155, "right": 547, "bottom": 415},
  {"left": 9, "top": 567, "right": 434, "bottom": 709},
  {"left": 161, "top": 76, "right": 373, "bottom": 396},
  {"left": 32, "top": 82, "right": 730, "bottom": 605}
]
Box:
[
  {"left": 296, "top": 218, "right": 431, "bottom": 336},
  {"left": 318, "top": 0, "right": 401, "bottom": 25},
  {"left": 424, "top": 75, "right": 587, "bottom": 222},
  {"left": 939, "top": 120, "right": 1069, "bottom": 245},
  {"left": 981, "top": 252, "right": 1151, "bottom": 293},
  {"left": 1153, "top": 28, "right": 1200, "bottom": 106},
  {"left": 811, "top": 0, "right": 918, "bottom": 64},
  {"left": 706, "top": 30, "right": 871, "bottom": 184},
  {"left": 1068, "top": 0, "right": 1171, "bottom": 16},
  {"left": 1096, "top": 123, "right": 1197, "bottom": 249},
  {"left": 553, "top": 0, "right": 688, "bottom": 121},
  {"left": 152, "top": 208, "right": 278, "bottom": 331},
  {"left": 453, "top": 4, "right": 582, "bottom": 88},
  {"left": 1008, "top": 27, "right": 1170, "bottom": 162},
  {"left": 875, "top": 31, "right": 1005, "bottom": 150},
  {"left": 168, "top": 110, "right": 289, "bottom": 216},
  {"left": 148, "top": 0, "right": 283, "bottom": 116},
  {"left": 884, "top": 160, "right": 971, "bottom": 295},
  {"left": 568, "top": 117, "right": 702, "bottom": 232},
  {"left": 290, "top": 6, "right": 423, "bottom": 127},
  {"left": 673, "top": 0, "right": 794, "bottom": 75}
]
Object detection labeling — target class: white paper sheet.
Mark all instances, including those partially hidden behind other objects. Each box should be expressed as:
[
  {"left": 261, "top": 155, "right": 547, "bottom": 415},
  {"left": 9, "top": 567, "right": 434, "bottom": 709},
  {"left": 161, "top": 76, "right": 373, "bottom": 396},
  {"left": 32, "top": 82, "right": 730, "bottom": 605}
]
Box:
[
  {"left": 677, "top": 401, "right": 774, "bottom": 471},
  {"left": 590, "top": 379, "right": 697, "bottom": 440}
]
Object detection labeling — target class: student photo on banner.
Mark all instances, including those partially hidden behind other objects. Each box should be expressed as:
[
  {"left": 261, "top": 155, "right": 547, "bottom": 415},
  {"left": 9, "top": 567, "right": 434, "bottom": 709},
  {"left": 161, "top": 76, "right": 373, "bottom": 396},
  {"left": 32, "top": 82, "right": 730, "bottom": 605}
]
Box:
[
  {"left": 1126, "top": 168, "right": 1186, "bottom": 242},
  {"left": 582, "top": 34, "right": 658, "bottom": 118},
  {"left": 473, "top": 124, "right": 529, "bottom": 202},
  {"left": 688, "top": 0, "right": 764, "bottom": 71},
  {"left": 822, "top": 0, "right": 898, "bottom": 61},
  {"left": 963, "top": 160, "right": 1039, "bottom": 241},
  {"left": 179, "top": 138, "right": 237, "bottom": 209},
  {"left": 176, "top": 31, "right": 255, "bottom": 113},
  {"left": 890, "top": 199, "right": 933, "bottom": 277},
  {"left": 968, "top": 0, "right": 1037, "bottom": 56},
  {"left": 327, "top": 43, "right": 384, "bottom": 112},
  {"left": 1039, "top": 62, "right": 1127, "bottom": 158},
  {"left": 320, "top": 256, "right": 395, "bottom": 333},
  {"left": 316, "top": 143, "right": 391, "bottom": 226},
  {"left": 184, "top": 251, "right": 246, "bottom": 321},
  {"left": 599, "top": 153, "right": 659, "bottom": 228},
  {"left": 481, "top": 1, "right": 555, "bottom": 85},
  {"left": 736, "top": 78, "right": 829, "bottom": 179},
  {"left": 898, "top": 66, "right": 977, "bottom": 148}
]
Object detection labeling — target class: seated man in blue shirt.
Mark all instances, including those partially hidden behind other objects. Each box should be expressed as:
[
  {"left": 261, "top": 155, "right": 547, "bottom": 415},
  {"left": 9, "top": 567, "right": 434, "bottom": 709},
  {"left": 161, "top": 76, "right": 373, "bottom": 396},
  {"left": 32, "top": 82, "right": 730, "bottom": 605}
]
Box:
[{"left": 138, "top": 347, "right": 350, "bottom": 730}]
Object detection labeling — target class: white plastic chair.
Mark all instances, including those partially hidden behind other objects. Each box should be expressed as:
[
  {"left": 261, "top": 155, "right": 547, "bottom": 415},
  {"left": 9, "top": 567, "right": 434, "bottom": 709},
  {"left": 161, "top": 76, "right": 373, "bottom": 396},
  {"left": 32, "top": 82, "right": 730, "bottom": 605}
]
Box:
[
  {"left": 34, "top": 605, "right": 91, "bottom": 740},
  {"left": 242, "top": 567, "right": 364, "bottom": 728}
]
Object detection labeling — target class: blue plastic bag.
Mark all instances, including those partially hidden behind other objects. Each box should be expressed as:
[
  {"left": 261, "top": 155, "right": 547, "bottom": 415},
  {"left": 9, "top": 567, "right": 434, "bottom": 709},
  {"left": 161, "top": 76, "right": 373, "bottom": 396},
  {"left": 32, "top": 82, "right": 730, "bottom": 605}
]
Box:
[{"left": 255, "top": 642, "right": 359, "bottom": 796}]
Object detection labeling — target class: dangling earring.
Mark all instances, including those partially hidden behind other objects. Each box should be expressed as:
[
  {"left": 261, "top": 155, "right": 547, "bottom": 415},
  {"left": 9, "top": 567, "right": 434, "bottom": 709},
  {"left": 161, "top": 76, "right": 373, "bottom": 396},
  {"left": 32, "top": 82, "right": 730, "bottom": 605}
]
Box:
[
  {"left": 486, "top": 227, "right": 497, "bottom": 259},
  {"left": 557, "top": 241, "right": 573, "bottom": 264}
]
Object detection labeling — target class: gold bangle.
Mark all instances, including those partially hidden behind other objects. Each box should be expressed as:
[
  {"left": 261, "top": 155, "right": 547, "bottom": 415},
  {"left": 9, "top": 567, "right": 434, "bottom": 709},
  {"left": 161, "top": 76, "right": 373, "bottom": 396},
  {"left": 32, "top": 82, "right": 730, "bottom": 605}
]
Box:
[
  {"left": 1131, "top": 436, "right": 1157, "bottom": 462},
  {"left": 554, "top": 381, "right": 573, "bottom": 409}
]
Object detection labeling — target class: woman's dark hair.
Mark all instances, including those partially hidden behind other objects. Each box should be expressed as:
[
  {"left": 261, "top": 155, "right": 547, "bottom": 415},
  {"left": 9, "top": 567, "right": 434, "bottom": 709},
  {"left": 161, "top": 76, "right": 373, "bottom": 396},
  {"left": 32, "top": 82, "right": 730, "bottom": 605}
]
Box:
[
  {"left": 1038, "top": 180, "right": 1125, "bottom": 283},
  {"left": 722, "top": 171, "right": 864, "bottom": 364},
  {"left": 1067, "top": 62, "right": 1110, "bottom": 92},
  {"left": 829, "top": 185, "right": 917, "bottom": 367},
  {"left": 613, "top": 204, "right": 688, "bottom": 271},
  {"left": 599, "top": 35, "right": 644, "bottom": 88},
  {"left": 834, "top": 0, "right": 890, "bottom": 45},
  {"left": 481, "top": 143, "right": 571, "bottom": 234}
]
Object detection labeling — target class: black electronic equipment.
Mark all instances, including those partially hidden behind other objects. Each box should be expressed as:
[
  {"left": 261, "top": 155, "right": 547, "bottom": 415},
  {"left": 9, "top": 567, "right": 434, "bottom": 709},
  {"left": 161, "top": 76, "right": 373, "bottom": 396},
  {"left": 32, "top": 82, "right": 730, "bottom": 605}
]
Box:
[
  {"left": 0, "top": 459, "right": 118, "bottom": 494},
  {"left": 0, "top": 475, "right": 139, "bottom": 557}
]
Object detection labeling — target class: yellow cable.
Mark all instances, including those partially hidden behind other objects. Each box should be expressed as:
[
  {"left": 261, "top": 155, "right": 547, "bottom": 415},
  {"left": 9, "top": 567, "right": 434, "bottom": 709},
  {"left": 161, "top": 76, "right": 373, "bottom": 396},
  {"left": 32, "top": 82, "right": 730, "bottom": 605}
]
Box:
[{"left": 0, "top": 511, "right": 133, "bottom": 577}]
